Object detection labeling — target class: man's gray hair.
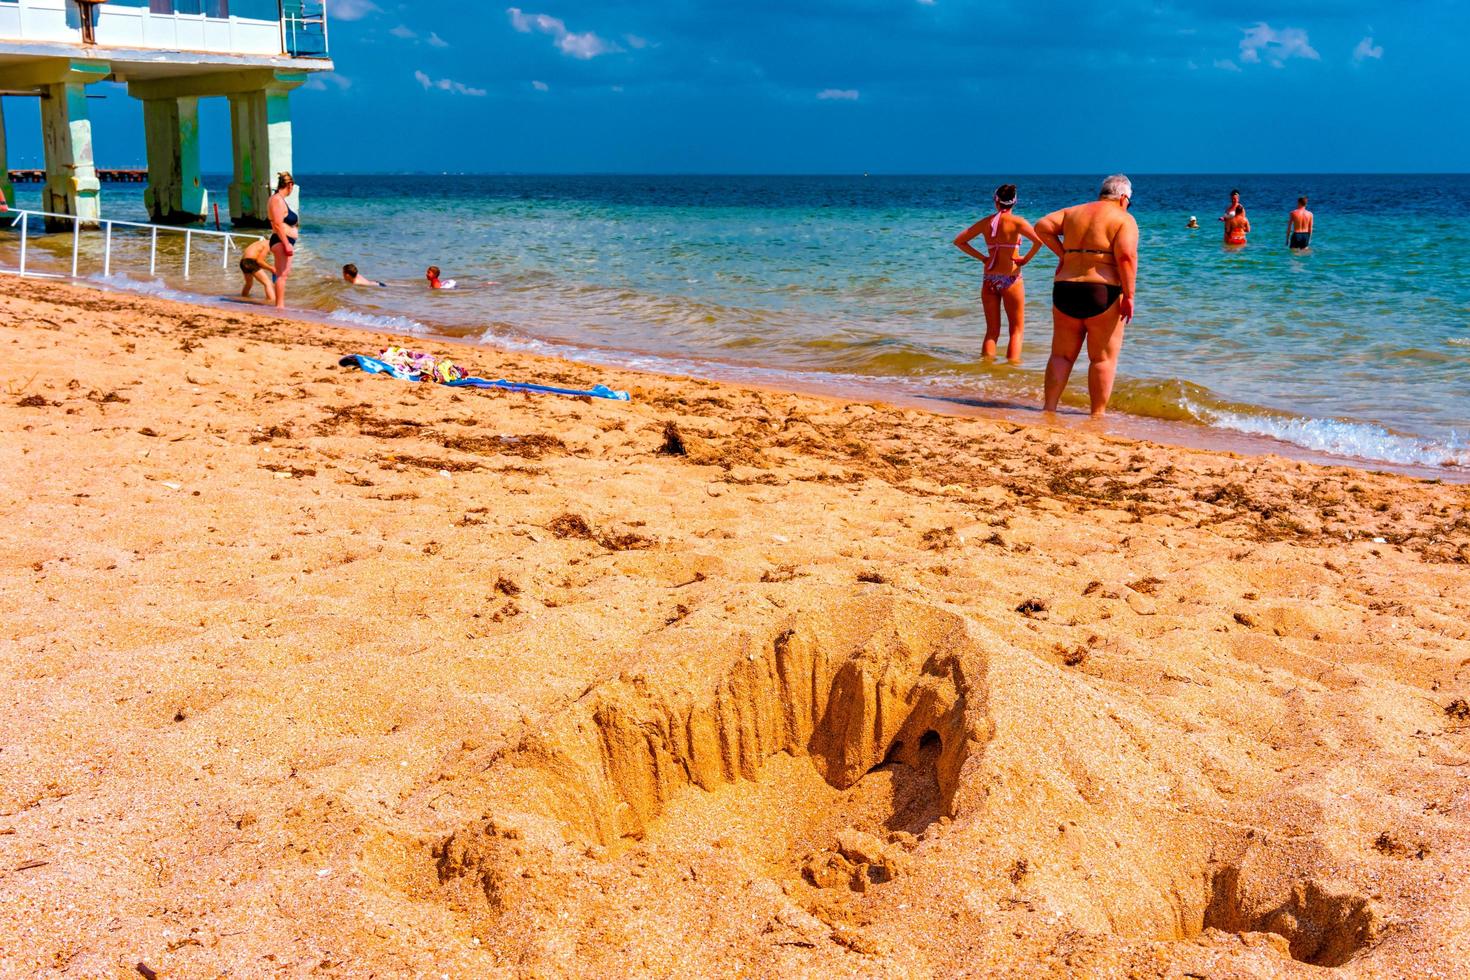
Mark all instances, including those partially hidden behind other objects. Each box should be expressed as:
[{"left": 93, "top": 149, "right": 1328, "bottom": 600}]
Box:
[{"left": 1099, "top": 174, "right": 1133, "bottom": 200}]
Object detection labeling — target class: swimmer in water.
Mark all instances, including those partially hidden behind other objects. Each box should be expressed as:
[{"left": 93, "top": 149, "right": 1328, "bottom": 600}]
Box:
[
  {"left": 1287, "top": 197, "right": 1314, "bottom": 250},
  {"left": 426, "top": 266, "right": 457, "bottom": 290},
  {"left": 342, "top": 263, "right": 387, "bottom": 287},
  {"left": 1218, "top": 189, "right": 1243, "bottom": 228},
  {"left": 1186, "top": 216, "right": 1199, "bottom": 229},
  {"left": 1224, "top": 206, "right": 1251, "bottom": 247},
  {"left": 238, "top": 237, "right": 276, "bottom": 304}
]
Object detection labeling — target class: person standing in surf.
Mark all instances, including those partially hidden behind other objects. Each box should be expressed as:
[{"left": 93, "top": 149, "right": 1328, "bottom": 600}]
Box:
[
  {"left": 1219, "top": 188, "right": 1243, "bottom": 228},
  {"left": 267, "top": 172, "right": 299, "bottom": 311},
  {"left": 1224, "top": 206, "right": 1251, "bottom": 247},
  {"left": 1034, "top": 174, "right": 1139, "bottom": 418},
  {"left": 953, "top": 184, "right": 1043, "bottom": 363},
  {"left": 1287, "top": 197, "right": 1314, "bottom": 250}
]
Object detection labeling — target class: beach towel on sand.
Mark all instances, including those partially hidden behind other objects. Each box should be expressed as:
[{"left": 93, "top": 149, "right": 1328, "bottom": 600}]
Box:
[{"left": 339, "top": 352, "right": 631, "bottom": 402}]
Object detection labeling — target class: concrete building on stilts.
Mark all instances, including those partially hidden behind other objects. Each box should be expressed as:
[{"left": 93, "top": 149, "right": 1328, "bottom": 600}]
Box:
[{"left": 0, "top": 1, "right": 332, "bottom": 230}]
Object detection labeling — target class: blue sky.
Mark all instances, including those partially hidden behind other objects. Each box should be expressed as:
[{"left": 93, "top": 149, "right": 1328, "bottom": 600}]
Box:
[{"left": 5, "top": 0, "right": 1468, "bottom": 173}]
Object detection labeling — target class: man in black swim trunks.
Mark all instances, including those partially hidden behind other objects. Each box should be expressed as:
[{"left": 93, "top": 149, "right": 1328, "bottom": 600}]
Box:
[
  {"left": 1034, "top": 174, "right": 1140, "bottom": 418},
  {"left": 1287, "top": 197, "right": 1313, "bottom": 250}
]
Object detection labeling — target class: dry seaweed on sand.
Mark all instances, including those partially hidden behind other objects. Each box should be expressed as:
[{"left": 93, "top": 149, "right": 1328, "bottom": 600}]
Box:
[
  {"left": 1016, "top": 598, "right": 1049, "bottom": 617},
  {"left": 659, "top": 421, "right": 688, "bottom": 456},
  {"left": 549, "top": 513, "right": 594, "bottom": 539}
]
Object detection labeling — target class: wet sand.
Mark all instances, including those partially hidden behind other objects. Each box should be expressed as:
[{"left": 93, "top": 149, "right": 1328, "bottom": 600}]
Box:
[{"left": 2, "top": 276, "right": 1469, "bottom": 978}]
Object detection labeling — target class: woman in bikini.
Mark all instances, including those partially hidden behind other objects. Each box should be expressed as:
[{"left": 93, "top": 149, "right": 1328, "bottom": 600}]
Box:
[
  {"left": 267, "top": 172, "right": 299, "bottom": 310},
  {"left": 1224, "top": 206, "right": 1250, "bottom": 247},
  {"left": 1033, "top": 174, "right": 1140, "bottom": 418},
  {"left": 953, "top": 184, "right": 1043, "bottom": 362}
]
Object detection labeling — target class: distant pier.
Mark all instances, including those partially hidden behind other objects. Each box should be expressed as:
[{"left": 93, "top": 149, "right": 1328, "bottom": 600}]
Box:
[{"left": 9, "top": 168, "right": 148, "bottom": 184}]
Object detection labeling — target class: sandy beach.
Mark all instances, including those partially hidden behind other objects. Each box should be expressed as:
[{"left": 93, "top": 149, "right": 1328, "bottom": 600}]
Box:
[{"left": 2, "top": 276, "right": 1469, "bottom": 977}]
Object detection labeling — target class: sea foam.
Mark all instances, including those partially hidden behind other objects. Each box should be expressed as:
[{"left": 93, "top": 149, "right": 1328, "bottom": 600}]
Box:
[
  {"left": 1204, "top": 410, "right": 1466, "bottom": 469},
  {"left": 328, "top": 308, "right": 430, "bottom": 334}
]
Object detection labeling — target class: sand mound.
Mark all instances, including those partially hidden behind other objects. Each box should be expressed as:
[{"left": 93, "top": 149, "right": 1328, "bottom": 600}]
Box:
[
  {"left": 435, "top": 595, "right": 986, "bottom": 886},
  {"left": 424, "top": 592, "right": 1399, "bottom": 974}
]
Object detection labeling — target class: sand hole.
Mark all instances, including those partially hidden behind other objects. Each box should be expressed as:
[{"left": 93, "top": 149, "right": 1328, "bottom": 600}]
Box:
[
  {"left": 1196, "top": 868, "right": 1380, "bottom": 967},
  {"left": 437, "top": 598, "right": 992, "bottom": 886}
]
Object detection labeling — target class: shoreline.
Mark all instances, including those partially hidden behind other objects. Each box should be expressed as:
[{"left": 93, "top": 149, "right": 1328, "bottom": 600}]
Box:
[
  {"left": 79, "top": 269, "right": 1470, "bottom": 484},
  {"left": 3, "top": 275, "right": 1469, "bottom": 976}
]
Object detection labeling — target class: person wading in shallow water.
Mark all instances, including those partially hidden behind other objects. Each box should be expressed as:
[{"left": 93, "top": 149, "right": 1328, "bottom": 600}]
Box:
[
  {"left": 953, "top": 183, "right": 1044, "bottom": 363},
  {"left": 1224, "top": 207, "right": 1251, "bottom": 247},
  {"left": 1219, "top": 188, "right": 1243, "bottom": 230},
  {"left": 1287, "top": 197, "right": 1314, "bottom": 250},
  {"left": 267, "top": 172, "right": 299, "bottom": 310},
  {"left": 1033, "top": 174, "right": 1139, "bottom": 418}
]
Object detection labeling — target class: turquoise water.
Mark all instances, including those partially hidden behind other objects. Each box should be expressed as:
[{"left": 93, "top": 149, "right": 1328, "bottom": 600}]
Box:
[{"left": 7, "top": 174, "right": 1468, "bottom": 471}]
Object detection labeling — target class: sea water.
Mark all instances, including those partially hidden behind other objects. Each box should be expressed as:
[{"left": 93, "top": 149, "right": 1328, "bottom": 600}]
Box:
[{"left": 7, "top": 173, "right": 1467, "bottom": 472}]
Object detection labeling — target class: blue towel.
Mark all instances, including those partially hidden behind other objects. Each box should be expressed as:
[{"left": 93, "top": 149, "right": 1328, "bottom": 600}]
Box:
[{"left": 338, "top": 355, "right": 631, "bottom": 402}]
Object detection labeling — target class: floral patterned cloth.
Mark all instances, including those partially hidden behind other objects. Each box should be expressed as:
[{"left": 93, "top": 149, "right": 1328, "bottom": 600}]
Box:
[{"left": 377, "top": 346, "right": 467, "bottom": 384}]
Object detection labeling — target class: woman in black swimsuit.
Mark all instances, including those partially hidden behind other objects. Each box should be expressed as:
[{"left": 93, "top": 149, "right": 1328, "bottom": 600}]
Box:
[
  {"left": 1033, "top": 174, "right": 1140, "bottom": 418},
  {"left": 267, "top": 172, "right": 299, "bottom": 310}
]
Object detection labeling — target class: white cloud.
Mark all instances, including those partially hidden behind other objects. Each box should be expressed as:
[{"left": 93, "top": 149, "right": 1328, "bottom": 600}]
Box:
[
  {"left": 624, "top": 34, "right": 649, "bottom": 50},
  {"left": 427, "top": 32, "right": 449, "bottom": 48},
  {"left": 1239, "top": 23, "right": 1319, "bottom": 67},
  {"left": 506, "top": 7, "right": 621, "bottom": 59},
  {"left": 1352, "top": 36, "right": 1383, "bottom": 62},
  {"left": 1213, "top": 58, "right": 1241, "bottom": 72},
  {"left": 303, "top": 72, "right": 353, "bottom": 92},
  {"left": 817, "top": 89, "right": 859, "bottom": 101},
  {"left": 389, "top": 25, "right": 415, "bottom": 39},
  {"left": 331, "top": 0, "right": 380, "bottom": 21},
  {"left": 415, "top": 70, "right": 486, "bottom": 97},
  {"left": 532, "top": 80, "right": 549, "bottom": 92}
]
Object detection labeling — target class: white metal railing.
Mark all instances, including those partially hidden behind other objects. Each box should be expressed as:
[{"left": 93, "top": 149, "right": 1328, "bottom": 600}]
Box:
[
  {"left": 0, "top": 1, "right": 329, "bottom": 59},
  {"left": 1, "top": 207, "right": 250, "bottom": 283}
]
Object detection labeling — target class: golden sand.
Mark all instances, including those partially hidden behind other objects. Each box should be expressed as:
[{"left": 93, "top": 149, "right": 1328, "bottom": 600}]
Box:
[{"left": 2, "top": 277, "right": 1468, "bottom": 977}]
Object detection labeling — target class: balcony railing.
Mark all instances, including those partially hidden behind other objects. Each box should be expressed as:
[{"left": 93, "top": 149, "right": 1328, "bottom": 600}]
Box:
[
  {"left": 280, "top": 0, "right": 327, "bottom": 58},
  {"left": 0, "top": 1, "right": 330, "bottom": 59}
]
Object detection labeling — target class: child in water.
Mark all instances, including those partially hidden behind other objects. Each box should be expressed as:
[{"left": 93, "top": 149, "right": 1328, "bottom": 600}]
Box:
[
  {"left": 342, "top": 263, "right": 387, "bottom": 287},
  {"left": 425, "top": 266, "right": 457, "bottom": 290}
]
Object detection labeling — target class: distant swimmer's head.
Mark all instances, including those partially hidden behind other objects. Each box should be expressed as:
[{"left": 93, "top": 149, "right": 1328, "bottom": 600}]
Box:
[
  {"left": 1099, "top": 174, "right": 1133, "bottom": 206},
  {"left": 241, "top": 257, "right": 262, "bottom": 274},
  {"left": 427, "top": 266, "right": 441, "bottom": 280},
  {"left": 276, "top": 171, "right": 294, "bottom": 192},
  {"left": 993, "top": 184, "right": 1018, "bottom": 210},
  {"left": 343, "top": 263, "right": 359, "bottom": 282},
  {"left": 1186, "top": 216, "right": 1199, "bottom": 228}
]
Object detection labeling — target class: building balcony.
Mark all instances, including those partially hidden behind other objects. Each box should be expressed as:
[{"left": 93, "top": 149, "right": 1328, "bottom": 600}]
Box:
[{"left": 0, "top": 0, "right": 329, "bottom": 62}]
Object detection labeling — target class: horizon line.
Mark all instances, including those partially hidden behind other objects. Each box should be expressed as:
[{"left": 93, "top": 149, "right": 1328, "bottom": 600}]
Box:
[{"left": 54, "top": 170, "right": 1470, "bottom": 179}]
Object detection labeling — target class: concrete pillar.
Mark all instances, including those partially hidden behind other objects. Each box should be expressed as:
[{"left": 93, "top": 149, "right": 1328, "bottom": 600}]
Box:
[
  {"left": 228, "top": 85, "right": 297, "bottom": 227},
  {"left": 41, "top": 80, "right": 102, "bottom": 230},
  {"left": 0, "top": 100, "right": 15, "bottom": 212},
  {"left": 142, "top": 97, "right": 206, "bottom": 224}
]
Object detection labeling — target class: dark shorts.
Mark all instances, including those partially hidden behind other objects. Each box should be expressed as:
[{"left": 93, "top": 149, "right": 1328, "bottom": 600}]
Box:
[
  {"left": 239, "top": 257, "right": 254, "bottom": 274},
  {"left": 1289, "top": 232, "right": 1311, "bottom": 249},
  {"left": 1053, "top": 281, "right": 1123, "bottom": 321}
]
